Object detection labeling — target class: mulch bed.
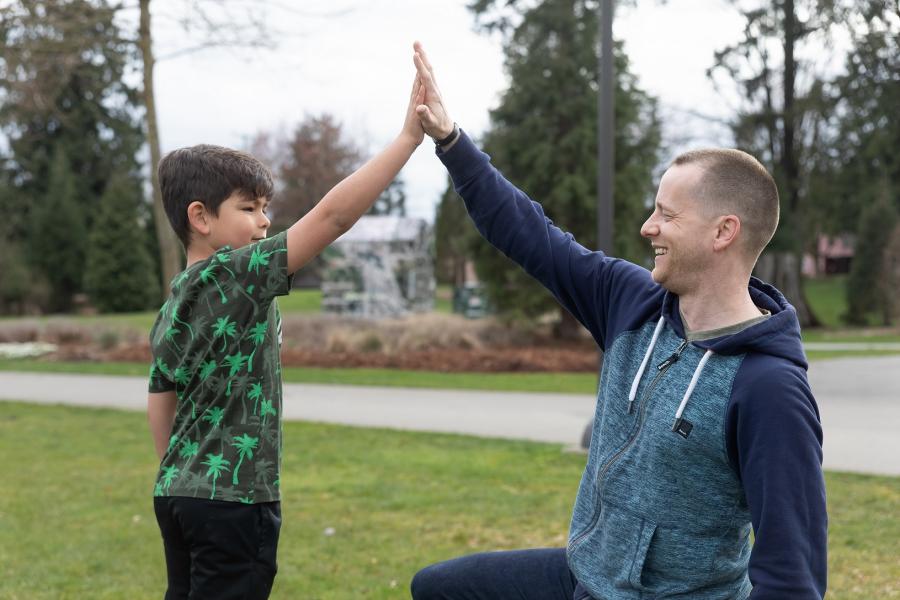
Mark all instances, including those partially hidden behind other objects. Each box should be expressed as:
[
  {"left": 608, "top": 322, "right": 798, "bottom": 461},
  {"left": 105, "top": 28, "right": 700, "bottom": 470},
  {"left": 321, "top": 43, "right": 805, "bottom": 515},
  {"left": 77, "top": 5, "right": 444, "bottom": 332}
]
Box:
[{"left": 53, "top": 341, "right": 600, "bottom": 373}]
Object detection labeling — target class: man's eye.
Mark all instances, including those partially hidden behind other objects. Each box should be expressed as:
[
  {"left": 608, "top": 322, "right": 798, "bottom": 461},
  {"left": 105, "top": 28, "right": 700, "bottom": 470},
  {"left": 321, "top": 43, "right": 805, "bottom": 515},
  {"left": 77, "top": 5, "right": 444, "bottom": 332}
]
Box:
[{"left": 243, "top": 207, "right": 255, "bottom": 212}]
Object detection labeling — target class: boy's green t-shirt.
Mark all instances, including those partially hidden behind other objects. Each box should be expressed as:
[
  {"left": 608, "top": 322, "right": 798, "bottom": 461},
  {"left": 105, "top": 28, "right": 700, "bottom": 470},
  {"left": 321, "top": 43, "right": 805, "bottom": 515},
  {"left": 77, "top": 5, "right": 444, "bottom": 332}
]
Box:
[{"left": 148, "top": 232, "right": 292, "bottom": 503}]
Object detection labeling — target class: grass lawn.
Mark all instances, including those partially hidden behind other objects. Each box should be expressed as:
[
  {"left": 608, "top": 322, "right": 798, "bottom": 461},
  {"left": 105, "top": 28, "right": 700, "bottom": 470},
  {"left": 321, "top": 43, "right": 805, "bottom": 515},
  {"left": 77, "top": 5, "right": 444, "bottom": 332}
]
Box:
[
  {"left": 1, "top": 402, "right": 897, "bottom": 599},
  {"left": 0, "top": 359, "right": 599, "bottom": 394}
]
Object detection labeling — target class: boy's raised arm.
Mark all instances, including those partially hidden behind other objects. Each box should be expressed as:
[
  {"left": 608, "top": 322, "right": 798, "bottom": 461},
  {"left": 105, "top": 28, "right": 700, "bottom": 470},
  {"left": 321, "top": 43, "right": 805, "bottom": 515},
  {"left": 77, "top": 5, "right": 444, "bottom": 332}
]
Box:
[{"left": 283, "top": 75, "right": 425, "bottom": 275}]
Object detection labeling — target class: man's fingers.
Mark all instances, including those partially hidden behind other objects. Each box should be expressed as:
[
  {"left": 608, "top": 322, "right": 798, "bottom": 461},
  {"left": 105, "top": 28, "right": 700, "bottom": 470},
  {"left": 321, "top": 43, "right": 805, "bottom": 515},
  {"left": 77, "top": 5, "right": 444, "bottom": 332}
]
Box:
[
  {"left": 413, "top": 53, "right": 438, "bottom": 93},
  {"left": 416, "top": 104, "right": 437, "bottom": 126},
  {"left": 413, "top": 41, "right": 437, "bottom": 81}
]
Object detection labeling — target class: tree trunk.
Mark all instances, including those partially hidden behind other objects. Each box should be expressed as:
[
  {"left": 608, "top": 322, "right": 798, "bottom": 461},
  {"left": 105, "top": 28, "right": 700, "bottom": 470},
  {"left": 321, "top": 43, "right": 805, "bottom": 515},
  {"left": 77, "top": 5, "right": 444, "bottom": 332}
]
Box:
[
  {"left": 754, "top": 251, "right": 820, "bottom": 327},
  {"left": 554, "top": 306, "right": 583, "bottom": 340},
  {"left": 140, "top": 0, "right": 182, "bottom": 293}
]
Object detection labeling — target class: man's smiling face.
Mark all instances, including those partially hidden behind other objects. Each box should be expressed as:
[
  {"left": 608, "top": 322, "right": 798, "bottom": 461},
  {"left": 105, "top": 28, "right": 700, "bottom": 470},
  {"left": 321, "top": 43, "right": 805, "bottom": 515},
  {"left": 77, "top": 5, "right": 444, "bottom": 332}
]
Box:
[{"left": 640, "top": 164, "right": 717, "bottom": 295}]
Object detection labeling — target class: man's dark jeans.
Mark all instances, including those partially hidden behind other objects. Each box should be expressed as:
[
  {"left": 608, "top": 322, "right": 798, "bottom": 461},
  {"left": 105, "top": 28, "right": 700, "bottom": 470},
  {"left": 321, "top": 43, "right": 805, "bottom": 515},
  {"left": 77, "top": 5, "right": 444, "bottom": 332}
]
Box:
[
  {"left": 411, "top": 548, "right": 593, "bottom": 600},
  {"left": 153, "top": 497, "right": 281, "bottom": 600}
]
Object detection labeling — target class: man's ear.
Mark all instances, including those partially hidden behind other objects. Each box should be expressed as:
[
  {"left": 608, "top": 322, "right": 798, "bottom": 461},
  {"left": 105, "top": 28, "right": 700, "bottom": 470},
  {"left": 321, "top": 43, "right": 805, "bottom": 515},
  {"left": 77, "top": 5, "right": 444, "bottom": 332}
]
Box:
[
  {"left": 186, "top": 201, "right": 211, "bottom": 237},
  {"left": 713, "top": 214, "right": 741, "bottom": 252}
]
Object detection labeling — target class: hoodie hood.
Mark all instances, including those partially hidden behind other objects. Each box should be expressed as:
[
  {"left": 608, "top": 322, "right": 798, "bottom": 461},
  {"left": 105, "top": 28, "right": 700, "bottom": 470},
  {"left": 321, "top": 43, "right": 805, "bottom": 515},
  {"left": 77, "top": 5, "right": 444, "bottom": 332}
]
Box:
[{"left": 659, "top": 276, "right": 808, "bottom": 369}]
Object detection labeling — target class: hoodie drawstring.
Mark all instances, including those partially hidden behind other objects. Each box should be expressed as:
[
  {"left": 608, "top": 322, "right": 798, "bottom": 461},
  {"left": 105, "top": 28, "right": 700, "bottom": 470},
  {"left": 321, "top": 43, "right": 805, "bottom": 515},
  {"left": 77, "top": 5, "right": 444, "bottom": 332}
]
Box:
[
  {"left": 627, "top": 317, "right": 715, "bottom": 431},
  {"left": 627, "top": 316, "right": 666, "bottom": 414},
  {"left": 671, "top": 349, "right": 714, "bottom": 432}
]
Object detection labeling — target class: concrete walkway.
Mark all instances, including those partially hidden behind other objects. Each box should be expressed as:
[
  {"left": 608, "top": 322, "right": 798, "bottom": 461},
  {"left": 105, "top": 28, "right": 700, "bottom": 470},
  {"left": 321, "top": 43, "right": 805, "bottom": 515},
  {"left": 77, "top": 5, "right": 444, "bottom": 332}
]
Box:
[{"left": 1, "top": 355, "right": 898, "bottom": 476}]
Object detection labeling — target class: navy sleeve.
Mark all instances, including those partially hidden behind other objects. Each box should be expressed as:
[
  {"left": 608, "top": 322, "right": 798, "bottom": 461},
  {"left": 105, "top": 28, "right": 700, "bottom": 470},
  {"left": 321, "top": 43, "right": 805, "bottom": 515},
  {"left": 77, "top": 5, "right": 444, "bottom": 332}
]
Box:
[
  {"left": 727, "top": 356, "right": 827, "bottom": 599},
  {"left": 438, "top": 131, "right": 661, "bottom": 349}
]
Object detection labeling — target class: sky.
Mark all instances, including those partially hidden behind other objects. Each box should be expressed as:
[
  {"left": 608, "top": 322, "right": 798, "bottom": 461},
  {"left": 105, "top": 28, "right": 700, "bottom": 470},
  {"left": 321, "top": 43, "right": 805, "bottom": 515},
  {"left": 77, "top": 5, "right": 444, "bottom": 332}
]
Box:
[{"left": 147, "top": 0, "right": 748, "bottom": 222}]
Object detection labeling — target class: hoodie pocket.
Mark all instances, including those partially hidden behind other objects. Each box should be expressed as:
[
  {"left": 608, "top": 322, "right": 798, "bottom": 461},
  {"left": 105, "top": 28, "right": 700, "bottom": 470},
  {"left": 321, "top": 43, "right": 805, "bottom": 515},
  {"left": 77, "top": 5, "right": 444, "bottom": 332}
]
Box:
[{"left": 567, "top": 502, "right": 656, "bottom": 594}]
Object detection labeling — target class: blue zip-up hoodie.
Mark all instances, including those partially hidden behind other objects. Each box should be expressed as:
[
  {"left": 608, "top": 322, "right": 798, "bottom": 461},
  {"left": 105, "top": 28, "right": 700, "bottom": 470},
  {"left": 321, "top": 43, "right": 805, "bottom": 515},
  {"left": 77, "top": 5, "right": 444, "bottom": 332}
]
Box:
[{"left": 438, "top": 132, "right": 827, "bottom": 599}]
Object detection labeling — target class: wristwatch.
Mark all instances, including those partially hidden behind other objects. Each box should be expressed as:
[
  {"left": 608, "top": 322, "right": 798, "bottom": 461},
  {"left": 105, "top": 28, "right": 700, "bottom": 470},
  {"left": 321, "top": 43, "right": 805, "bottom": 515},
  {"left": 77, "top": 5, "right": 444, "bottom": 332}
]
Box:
[{"left": 433, "top": 122, "right": 459, "bottom": 147}]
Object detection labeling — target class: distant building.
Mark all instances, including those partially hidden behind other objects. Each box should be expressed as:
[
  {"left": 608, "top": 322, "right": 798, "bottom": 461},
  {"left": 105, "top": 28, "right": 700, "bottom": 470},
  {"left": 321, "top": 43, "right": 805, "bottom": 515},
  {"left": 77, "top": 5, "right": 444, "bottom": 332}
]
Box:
[
  {"left": 321, "top": 216, "right": 434, "bottom": 318},
  {"left": 802, "top": 234, "right": 855, "bottom": 277}
]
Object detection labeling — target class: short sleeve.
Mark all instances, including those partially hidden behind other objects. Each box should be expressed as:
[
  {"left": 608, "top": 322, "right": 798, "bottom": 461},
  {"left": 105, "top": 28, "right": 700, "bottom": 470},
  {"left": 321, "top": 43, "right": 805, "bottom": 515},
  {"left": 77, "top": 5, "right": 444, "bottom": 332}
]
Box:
[
  {"left": 215, "top": 231, "right": 293, "bottom": 302},
  {"left": 148, "top": 358, "right": 175, "bottom": 393}
]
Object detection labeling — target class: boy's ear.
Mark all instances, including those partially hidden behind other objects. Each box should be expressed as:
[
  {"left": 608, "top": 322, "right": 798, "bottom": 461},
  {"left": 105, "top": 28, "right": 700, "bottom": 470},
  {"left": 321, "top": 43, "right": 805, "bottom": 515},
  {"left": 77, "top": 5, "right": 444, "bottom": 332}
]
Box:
[{"left": 186, "top": 201, "right": 211, "bottom": 237}]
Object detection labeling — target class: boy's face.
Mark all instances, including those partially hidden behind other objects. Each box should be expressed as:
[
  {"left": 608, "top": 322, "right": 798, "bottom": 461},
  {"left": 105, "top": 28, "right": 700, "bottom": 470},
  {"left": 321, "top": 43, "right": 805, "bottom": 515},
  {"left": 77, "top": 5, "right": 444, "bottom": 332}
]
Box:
[{"left": 206, "top": 192, "right": 271, "bottom": 250}]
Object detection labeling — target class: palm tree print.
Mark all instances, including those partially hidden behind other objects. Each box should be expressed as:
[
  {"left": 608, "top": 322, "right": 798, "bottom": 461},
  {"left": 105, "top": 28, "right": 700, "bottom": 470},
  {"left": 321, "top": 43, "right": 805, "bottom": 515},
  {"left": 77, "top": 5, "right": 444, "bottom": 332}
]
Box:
[
  {"left": 168, "top": 299, "right": 195, "bottom": 340},
  {"left": 156, "top": 358, "right": 171, "bottom": 378},
  {"left": 154, "top": 482, "right": 164, "bottom": 497},
  {"left": 246, "top": 321, "right": 268, "bottom": 372},
  {"left": 248, "top": 246, "right": 286, "bottom": 275},
  {"left": 164, "top": 326, "right": 183, "bottom": 351},
  {"left": 202, "top": 406, "right": 225, "bottom": 428},
  {"left": 167, "top": 434, "right": 179, "bottom": 454},
  {"left": 199, "top": 263, "right": 228, "bottom": 304},
  {"left": 248, "top": 382, "right": 264, "bottom": 415},
  {"left": 161, "top": 465, "right": 179, "bottom": 493},
  {"left": 212, "top": 316, "right": 237, "bottom": 351},
  {"left": 214, "top": 252, "right": 237, "bottom": 279},
  {"left": 199, "top": 359, "right": 217, "bottom": 381},
  {"left": 201, "top": 453, "right": 231, "bottom": 499},
  {"left": 231, "top": 433, "right": 259, "bottom": 485},
  {"left": 179, "top": 438, "right": 199, "bottom": 459},
  {"left": 222, "top": 351, "right": 248, "bottom": 396},
  {"left": 173, "top": 366, "right": 190, "bottom": 387},
  {"left": 260, "top": 398, "right": 277, "bottom": 427}
]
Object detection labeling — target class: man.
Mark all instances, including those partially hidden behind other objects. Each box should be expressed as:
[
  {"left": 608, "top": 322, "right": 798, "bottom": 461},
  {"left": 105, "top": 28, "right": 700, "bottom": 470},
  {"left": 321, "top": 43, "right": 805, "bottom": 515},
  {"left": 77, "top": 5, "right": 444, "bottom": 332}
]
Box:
[{"left": 409, "top": 42, "right": 826, "bottom": 599}]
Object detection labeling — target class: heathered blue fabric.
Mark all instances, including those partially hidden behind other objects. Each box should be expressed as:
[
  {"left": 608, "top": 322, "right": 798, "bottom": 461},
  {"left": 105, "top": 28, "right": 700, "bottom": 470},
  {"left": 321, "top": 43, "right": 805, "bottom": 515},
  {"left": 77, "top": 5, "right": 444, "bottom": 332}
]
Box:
[{"left": 437, "top": 132, "right": 827, "bottom": 599}]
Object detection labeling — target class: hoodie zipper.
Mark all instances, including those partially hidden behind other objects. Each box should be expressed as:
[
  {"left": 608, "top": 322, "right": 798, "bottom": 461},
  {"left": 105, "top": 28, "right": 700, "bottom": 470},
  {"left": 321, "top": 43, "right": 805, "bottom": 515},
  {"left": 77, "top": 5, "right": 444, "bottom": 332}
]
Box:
[{"left": 570, "top": 339, "right": 690, "bottom": 551}]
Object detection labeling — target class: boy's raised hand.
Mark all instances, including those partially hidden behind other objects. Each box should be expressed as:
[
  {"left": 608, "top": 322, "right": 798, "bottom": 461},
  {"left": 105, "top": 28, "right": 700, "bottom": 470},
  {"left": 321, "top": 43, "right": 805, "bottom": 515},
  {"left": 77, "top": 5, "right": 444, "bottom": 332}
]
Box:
[
  {"left": 413, "top": 41, "right": 455, "bottom": 140},
  {"left": 401, "top": 73, "right": 426, "bottom": 147}
]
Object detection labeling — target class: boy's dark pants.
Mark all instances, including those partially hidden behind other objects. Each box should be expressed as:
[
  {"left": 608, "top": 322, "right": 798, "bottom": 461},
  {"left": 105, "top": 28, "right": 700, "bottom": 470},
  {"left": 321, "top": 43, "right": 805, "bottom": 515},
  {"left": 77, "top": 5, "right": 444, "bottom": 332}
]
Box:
[{"left": 154, "top": 497, "right": 281, "bottom": 600}]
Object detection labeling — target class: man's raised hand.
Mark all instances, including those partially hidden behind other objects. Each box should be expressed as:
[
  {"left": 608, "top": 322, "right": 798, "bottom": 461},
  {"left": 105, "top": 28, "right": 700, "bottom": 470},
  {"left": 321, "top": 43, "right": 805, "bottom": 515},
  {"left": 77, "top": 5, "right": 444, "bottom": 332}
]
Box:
[{"left": 413, "top": 41, "right": 455, "bottom": 140}]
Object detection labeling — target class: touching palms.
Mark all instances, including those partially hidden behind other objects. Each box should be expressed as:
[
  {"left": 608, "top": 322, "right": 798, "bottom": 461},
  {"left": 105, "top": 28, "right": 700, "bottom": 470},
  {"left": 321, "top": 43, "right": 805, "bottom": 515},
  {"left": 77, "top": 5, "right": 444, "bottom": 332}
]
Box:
[
  {"left": 231, "top": 433, "right": 259, "bottom": 485},
  {"left": 201, "top": 453, "right": 231, "bottom": 499}
]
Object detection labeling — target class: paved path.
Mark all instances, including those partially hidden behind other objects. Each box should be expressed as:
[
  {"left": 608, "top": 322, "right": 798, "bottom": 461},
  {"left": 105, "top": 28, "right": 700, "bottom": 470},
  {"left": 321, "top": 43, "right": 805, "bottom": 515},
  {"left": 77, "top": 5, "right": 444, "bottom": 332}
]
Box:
[{"left": 1, "top": 356, "right": 898, "bottom": 476}]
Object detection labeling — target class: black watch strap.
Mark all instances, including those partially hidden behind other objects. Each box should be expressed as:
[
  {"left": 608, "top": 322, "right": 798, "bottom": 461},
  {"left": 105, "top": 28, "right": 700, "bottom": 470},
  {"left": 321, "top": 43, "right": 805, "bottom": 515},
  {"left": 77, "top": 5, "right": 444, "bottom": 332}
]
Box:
[{"left": 433, "top": 122, "right": 459, "bottom": 146}]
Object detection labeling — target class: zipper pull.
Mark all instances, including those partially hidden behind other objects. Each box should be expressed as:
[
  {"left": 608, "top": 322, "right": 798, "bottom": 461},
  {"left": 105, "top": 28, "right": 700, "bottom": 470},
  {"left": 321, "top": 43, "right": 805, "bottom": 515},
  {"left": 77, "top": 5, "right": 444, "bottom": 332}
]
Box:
[{"left": 657, "top": 340, "right": 689, "bottom": 371}]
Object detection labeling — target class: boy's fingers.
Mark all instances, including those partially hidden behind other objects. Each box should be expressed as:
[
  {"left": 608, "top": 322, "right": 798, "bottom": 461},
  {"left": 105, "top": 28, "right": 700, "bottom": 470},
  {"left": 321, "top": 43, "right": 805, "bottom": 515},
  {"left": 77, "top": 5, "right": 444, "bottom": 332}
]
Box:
[{"left": 413, "top": 41, "right": 436, "bottom": 78}]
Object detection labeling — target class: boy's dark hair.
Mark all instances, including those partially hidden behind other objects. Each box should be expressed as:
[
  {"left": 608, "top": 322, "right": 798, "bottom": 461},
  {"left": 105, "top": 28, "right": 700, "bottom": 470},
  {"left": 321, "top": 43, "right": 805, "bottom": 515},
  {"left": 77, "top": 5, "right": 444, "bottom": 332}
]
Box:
[{"left": 158, "top": 144, "right": 274, "bottom": 248}]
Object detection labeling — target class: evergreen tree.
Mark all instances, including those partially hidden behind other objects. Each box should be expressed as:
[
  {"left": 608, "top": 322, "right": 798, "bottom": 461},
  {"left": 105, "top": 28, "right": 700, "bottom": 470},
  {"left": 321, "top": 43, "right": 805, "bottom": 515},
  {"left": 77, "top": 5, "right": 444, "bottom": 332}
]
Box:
[
  {"left": 845, "top": 191, "right": 898, "bottom": 325},
  {"left": 84, "top": 172, "right": 160, "bottom": 313},
  {"left": 467, "top": 0, "right": 661, "bottom": 334},
  {"left": 434, "top": 177, "right": 476, "bottom": 286},
  {"left": 0, "top": 0, "right": 144, "bottom": 264},
  {"left": 28, "top": 147, "right": 87, "bottom": 311}
]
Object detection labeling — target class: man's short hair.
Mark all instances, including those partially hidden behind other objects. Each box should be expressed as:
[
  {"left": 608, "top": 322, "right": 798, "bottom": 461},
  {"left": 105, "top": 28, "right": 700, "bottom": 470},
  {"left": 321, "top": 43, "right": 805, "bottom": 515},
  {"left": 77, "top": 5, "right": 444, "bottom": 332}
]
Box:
[
  {"left": 158, "top": 144, "right": 274, "bottom": 248},
  {"left": 672, "top": 148, "right": 779, "bottom": 260}
]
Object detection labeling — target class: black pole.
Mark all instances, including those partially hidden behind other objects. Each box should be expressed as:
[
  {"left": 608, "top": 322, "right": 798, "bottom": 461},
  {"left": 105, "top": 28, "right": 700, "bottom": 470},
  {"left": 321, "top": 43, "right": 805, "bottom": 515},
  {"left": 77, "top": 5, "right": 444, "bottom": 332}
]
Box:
[
  {"left": 586, "top": 0, "right": 615, "bottom": 451},
  {"left": 597, "top": 0, "right": 614, "bottom": 255}
]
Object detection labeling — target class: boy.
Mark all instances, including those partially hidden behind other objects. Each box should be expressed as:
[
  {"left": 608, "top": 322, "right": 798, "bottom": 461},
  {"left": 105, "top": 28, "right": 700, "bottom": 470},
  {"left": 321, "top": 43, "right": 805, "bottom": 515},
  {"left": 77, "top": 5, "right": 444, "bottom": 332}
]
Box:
[{"left": 147, "top": 75, "right": 425, "bottom": 600}]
